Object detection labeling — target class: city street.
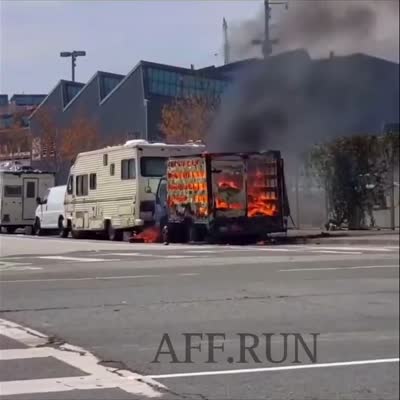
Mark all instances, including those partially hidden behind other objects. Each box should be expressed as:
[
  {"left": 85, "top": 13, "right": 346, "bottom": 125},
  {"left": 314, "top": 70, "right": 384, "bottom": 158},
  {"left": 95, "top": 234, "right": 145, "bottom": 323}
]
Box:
[{"left": 0, "top": 235, "right": 399, "bottom": 399}]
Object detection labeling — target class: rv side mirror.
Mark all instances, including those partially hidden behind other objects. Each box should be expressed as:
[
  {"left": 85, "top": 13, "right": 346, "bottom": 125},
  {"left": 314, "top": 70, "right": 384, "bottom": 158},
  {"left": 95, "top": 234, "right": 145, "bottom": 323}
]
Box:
[{"left": 145, "top": 186, "right": 152, "bottom": 194}]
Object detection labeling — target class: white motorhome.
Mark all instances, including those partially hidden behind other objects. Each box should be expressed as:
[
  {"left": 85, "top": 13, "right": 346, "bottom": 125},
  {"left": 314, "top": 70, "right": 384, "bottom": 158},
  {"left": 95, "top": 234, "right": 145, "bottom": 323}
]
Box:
[
  {"left": 0, "top": 163, "right": 55, "bottom": 234},
  {"left": 63, "top": 140, "right": 204, "bottom": 240}
]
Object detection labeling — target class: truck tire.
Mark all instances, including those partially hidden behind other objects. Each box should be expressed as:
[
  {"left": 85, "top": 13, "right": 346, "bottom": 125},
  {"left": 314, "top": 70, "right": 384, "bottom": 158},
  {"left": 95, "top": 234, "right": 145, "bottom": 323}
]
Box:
[
  {"left": 71, "top": 229, "right": 83, "bottom": 239},
  {"left": 33, "top": 218, "right": 45, "bottom": 236},
  {"left": 6, "top": 227, "right": 16, "bottom": 234},
  {"left": 59, "top": 217, "right": 69, "bottom": 238},
  {"left": 188, "top": 224, "right": 207, "bottom": 243},
  {"left": 167, "top": 223, "right": 184, "bottom": 243},
  {"left": 106, "top": 221, "right": 122, "bottom": 241}
]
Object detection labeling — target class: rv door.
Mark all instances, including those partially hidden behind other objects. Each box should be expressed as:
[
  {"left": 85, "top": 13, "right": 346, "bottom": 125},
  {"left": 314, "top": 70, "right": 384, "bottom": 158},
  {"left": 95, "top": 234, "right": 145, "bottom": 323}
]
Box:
[{"left": 23, "top": 178, "right": 38, "bottom": 220}]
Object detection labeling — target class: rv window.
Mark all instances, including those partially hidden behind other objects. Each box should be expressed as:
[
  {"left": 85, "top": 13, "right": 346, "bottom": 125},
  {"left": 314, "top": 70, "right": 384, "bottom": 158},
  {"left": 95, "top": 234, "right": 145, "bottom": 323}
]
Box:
[
  {"left": 4, "top": 185, "right": 22, "bottom": 197},
  {"left": 121, "top": 159, "right": 136, "bottom": 180},
  {"left": 110, "top": 163, "right": 115, "bottom": 176},
  {"left": 67, "top": 175, "right": 73, "bottom": 194},
  {"left": 103, "top": 154, "right": 108, "bottom": 166},
  {"left": 140, "top": 157, "right": 167, "bottom": 177},
  {"left": 76, "top": 174, "right": 88, "bottom": 196},
  {"left": 26, "top": 182, "right": 35, "bottom": 198},
  {"left": 89, "top": 173, "right": 97, "bottom": 190}
]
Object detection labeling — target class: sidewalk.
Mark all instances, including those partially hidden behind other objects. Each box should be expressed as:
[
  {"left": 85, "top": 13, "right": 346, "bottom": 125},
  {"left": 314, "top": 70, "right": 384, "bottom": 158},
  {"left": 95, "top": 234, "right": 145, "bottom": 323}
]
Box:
[{"left": 272, "top": 228, "right": 399, "bottom": 246}]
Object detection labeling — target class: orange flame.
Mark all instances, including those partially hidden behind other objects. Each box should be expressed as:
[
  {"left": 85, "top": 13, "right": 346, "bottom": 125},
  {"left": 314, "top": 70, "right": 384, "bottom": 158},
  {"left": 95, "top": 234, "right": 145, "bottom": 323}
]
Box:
[
  {"left": 217, "top": 180, "right": 241, "bottom": 191},
  {"left": 133, "top": 227, "right": 160, "bottom": 243},
  {"left": 247, "top": 164, "right": 279, "bottom": 218},
  {"left": 215, "top": 198, "right": 243, "bottom": 210}
]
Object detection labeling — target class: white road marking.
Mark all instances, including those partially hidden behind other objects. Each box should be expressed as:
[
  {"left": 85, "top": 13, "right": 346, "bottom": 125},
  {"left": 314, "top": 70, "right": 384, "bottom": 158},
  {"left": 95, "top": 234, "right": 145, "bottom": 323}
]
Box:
[
  {"left": 178, "top": 273, "right": 199, "bottom": 276},
  {"left": 184, "top": 250, "right": 218, "bottom": 254},
  {"left": 0, "top": 273, "right": 199, "bottom": 283},
  {"left": 0, "top": 318, "right": 47, "bottom": 347},
  {"left": 308, "top": 246, "right": 394, "bottom": 252},
  {"left": 0, "top": 318, "right": 164, "bottom": 397},
  {"left": 148, "top": 358, "right": 400, "bottom": 379},
  {"left": 104, "top": 253, "right": 196, "bottom": 259},
  {"left": 3, "top": 266, "right": 43, "bottom": 271},
  {"left": 312, "top": 250, "right": 363, "bottom": 255},
  {"left": 37, "top": 256, "right": 116, "bottom": 262},
  {"left": 280, "top": 265, "right": 399, "bottom": 272}
]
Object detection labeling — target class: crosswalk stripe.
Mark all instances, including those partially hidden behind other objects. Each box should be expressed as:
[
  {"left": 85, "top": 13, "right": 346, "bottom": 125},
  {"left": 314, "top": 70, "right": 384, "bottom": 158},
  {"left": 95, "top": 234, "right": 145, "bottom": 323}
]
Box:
[{"left": 0, "top": 318, "right": 164, "bottom": 397}]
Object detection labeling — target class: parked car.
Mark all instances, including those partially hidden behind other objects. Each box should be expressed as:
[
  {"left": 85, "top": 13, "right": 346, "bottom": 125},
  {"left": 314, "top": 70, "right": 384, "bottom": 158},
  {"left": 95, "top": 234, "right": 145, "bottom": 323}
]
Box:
[{"left": 34, "top": 185, "right": 67, "bottom": 236}]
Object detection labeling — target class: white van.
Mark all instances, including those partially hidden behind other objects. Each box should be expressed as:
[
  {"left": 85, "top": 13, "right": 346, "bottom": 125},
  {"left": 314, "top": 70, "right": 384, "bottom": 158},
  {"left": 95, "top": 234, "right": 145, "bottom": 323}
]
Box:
[
  {"left": 63, "top": 140, "right": 204, "bottom": 240},
  {"left": 34, "top": 185, "right": 66, "bottom": 236},
  {"left": 0, "top": 164, "right": 55, "bottom": 234}
]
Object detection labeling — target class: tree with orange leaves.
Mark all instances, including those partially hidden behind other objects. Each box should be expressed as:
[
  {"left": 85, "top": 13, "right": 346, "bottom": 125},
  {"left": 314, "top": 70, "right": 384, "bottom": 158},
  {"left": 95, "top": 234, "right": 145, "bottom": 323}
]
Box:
[
  {"left": 159, "top": 95, "right": 218, "bottom": 144},
  {"left": 60, "top": 116, "right": 102, "bottom": 162},
  {"left": 0, "top": 110, "right": 31, "bottom": 163},
  {"left": 32, "top": 106, "right": 60, "bottom": 171}
]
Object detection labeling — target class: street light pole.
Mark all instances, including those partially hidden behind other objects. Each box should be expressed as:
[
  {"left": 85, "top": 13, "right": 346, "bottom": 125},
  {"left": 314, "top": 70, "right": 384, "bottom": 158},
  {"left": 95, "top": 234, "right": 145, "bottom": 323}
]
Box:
[{"left": 60, "top": 50, "right": 86, "bottom": 82}]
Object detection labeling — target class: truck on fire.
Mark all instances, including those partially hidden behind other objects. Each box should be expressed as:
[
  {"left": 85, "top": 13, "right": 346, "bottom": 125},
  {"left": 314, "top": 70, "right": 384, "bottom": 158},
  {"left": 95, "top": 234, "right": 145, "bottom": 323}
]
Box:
[
  {"left": 63, "top": 140, "right": 204, "bottom": 240},
  {"left": 154, "top": 151, "right": 290, "bottom": 243}
]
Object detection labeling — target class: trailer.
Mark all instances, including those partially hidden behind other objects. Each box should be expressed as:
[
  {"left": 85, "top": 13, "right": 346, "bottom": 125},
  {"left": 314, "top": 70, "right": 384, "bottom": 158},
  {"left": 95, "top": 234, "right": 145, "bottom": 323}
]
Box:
[
  {"left": 154, "top": 151, "right": 290, "bottom": 243},
  {"left": 0, "top": 163, "right": 55, "bottom": 234}
]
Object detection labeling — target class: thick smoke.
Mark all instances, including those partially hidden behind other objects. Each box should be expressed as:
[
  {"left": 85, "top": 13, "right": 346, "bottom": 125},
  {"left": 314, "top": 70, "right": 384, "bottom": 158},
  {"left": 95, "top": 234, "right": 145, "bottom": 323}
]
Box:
[
  {"left": 229, "top": 0, "right": 399, "bottom": 62},
  {"left": 208, "top": 1, "right": 399, "bottom": 226},
  {"left": 209, "top": 0, "right": 399, "bottom": 154}
]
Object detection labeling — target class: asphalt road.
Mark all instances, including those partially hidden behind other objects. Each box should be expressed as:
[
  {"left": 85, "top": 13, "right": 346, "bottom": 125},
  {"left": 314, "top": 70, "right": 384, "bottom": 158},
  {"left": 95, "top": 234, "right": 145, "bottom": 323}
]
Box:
[{"left": 0, "top": 234, "right": 399, "bottom": 399}]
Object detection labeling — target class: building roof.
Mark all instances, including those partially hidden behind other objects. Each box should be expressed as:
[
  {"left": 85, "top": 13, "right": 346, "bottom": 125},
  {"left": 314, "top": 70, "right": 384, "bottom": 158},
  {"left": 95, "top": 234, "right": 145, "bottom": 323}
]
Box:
[
  {"left": 29, "top": 80, "right": 85, "bottom": 120},
  {"left": 10, "top": 94, "right": 47, "bottom": 106},
  {"left": 63, "top": 71, "right": 124, "bottom": 111},
  {"left": 0, "top": 95, "right": 8, "bottom": 106}
]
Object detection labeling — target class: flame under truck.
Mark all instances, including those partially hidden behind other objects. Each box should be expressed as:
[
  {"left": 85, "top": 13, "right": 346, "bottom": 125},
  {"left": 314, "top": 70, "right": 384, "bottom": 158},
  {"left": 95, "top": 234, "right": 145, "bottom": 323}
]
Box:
[{"left": 154, "top": 151, "right": 290, "bottom": 243}]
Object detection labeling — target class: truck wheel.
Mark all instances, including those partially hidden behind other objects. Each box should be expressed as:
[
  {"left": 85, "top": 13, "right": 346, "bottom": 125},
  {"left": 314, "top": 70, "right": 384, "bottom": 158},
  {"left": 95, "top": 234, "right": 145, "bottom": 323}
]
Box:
[
  {"left": 106, "top": 221, "right": 122, "bottom": 241},
  {"left": 6, "top": 227, "right": 16, "bottom": 234},
  {"left": 71, "top": 229, "right": 83, "bottom": 239},
  {"left": 33, "top": 218, "right": 44, "bottom": 236},
  {"left": 24, "top": 226, "right": 33, "bottom": 235},
  {"left": 58, "top": 217, "right": 69, "bottom": 238},
  {"left": 167, "top": 223, "right": 182, "bottom": 243}
]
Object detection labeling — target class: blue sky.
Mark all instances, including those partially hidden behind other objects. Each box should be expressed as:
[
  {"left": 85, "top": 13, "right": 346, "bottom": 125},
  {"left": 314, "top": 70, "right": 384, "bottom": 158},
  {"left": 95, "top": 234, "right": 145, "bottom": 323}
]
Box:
[{"left": 1, "top": 0, "right": 262, "bottom": 95}]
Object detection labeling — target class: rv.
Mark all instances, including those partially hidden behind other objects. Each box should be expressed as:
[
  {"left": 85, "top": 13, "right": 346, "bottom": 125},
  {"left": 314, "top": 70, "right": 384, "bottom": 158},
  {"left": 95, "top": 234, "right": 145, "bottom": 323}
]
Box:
[
  {"left": 0, "top": 163, "right": 55, "bottom": 234},
  {"left": 63, "top": 140, "right": 204, "bottom": 240}
]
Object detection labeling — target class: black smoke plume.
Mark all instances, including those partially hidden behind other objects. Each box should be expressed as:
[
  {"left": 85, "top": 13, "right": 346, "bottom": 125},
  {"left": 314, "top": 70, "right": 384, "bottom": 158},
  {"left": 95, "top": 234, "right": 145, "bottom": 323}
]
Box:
[{"left": 208, "top": 0, "right": 399, "bottom": 155}]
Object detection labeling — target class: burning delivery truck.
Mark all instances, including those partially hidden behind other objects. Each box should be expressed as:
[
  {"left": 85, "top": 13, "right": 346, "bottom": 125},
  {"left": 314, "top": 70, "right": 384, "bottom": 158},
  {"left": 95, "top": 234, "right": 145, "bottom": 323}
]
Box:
[{"left": 154, "top": 151, "right": 290, "bottom": 243}]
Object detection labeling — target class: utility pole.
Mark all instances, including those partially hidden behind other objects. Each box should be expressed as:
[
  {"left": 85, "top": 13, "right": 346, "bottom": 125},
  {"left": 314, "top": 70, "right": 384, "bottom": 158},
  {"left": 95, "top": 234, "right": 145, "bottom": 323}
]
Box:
[
  {"left": 60, "top": 50, "right": 86, "bottom": 82},
  {"left": 222, "top": 18, "right": 230, "bottom": 65},
  {"left": 252, "top": 1, "right": 288, "bottom": 58},
  {"left": 262, "top": 0, "right": 272, "bottom": 58}
]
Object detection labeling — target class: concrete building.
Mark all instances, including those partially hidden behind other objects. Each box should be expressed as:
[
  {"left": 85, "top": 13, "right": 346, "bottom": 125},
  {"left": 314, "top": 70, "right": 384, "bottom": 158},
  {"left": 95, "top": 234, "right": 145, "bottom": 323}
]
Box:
[
  {"left": 30, "top": 61, "right": 231, "bottom": 146},
  {"left": 0, "top": 94, "right": 47, "bottom": 165}
]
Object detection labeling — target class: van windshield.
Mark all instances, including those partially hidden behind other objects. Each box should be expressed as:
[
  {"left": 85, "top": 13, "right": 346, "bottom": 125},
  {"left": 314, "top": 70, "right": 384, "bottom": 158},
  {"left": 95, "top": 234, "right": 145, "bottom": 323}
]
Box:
[{"left": 140, "top": 157, "right": 167, "bottom": 177}]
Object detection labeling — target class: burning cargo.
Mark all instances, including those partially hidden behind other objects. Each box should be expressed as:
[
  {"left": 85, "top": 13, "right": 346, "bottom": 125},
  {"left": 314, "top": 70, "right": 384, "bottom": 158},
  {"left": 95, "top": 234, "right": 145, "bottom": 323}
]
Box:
[{"left": 155, "top": 151, "right": 290, "bottom": 243}]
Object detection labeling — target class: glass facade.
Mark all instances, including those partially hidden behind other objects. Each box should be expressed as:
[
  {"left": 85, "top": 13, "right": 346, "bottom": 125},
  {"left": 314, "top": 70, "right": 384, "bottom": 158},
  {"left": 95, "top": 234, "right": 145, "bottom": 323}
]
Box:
[
  {"left": 100, "top": 75, "right": 123, "bottom": 100},
  {"left": 146, "top": 67, "right": 230, "bottom": 98},
  {"left": 11, "top": 95, "right": 46, "bottom": 106},
  {"left": 63, "top": 84, "right": 83, "bottom": 106}
]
